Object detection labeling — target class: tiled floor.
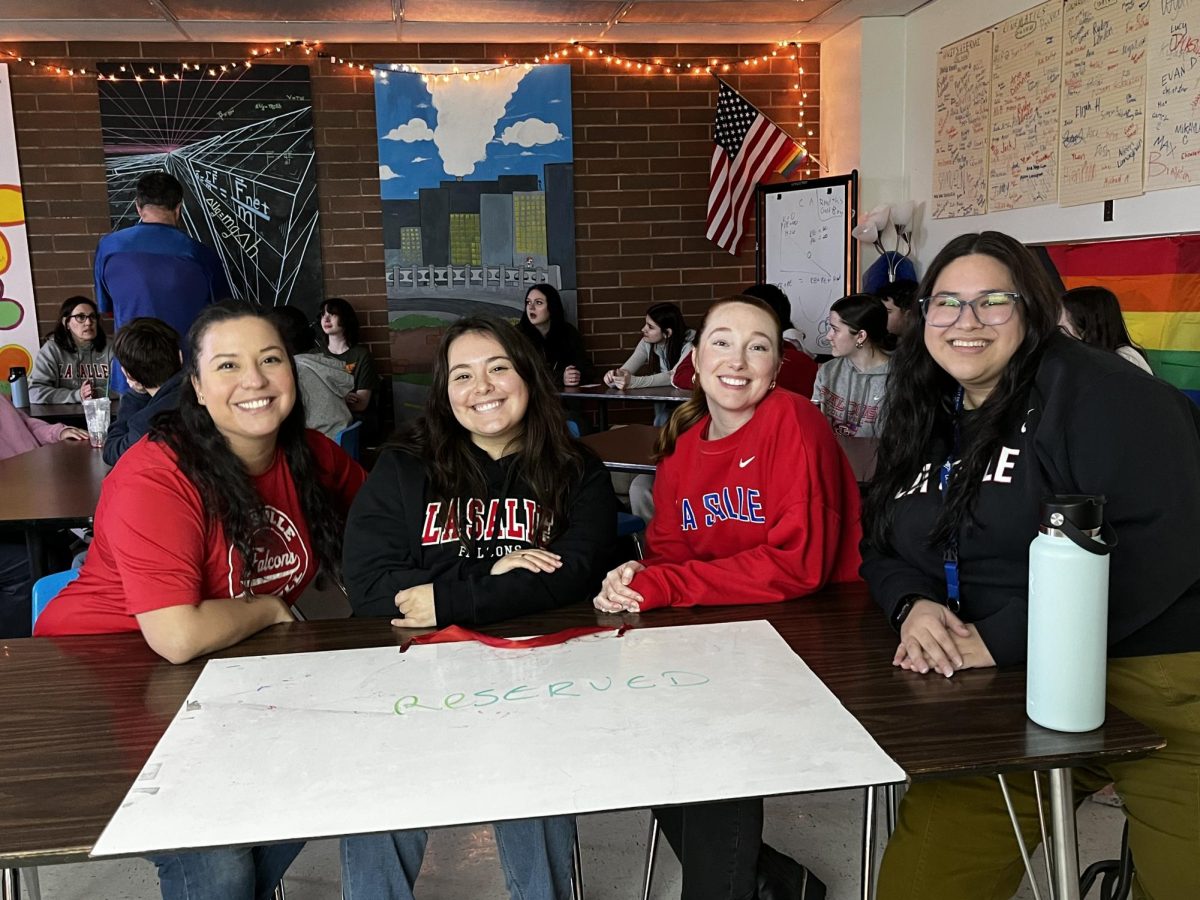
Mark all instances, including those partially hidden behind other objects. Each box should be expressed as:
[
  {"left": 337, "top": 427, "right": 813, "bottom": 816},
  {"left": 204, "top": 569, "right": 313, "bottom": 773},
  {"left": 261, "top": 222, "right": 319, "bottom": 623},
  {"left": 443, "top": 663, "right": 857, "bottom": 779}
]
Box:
[{"left": 20, "top": 792, "right": 1125, "bottom": 899}]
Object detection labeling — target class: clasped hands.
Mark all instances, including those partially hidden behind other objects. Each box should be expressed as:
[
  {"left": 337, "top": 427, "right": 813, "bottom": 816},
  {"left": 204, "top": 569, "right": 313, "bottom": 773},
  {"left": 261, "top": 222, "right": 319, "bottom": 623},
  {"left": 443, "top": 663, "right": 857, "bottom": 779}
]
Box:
[
  {"left": 602, "top": 368, "right": 631, "bottom": 390},
  {"left": 592, "top": 560, "right": 644, "bottom": 613},
  {"left": 896, "top": 599, "right": 994, "bottom": 678},
  {"left": 391, "top": 549, "right": 564, "bottom": 628}
]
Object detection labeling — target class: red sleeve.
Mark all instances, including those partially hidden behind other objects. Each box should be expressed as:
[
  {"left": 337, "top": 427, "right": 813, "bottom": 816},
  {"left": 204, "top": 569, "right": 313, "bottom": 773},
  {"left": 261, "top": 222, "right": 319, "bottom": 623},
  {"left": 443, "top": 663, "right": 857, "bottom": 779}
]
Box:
[
  {"left": 671, "top": 354, "right": 695, "bottom": 390},
  {"left": 107, "top": 463, "right": 210, "bottom": 615},
  {"left": 305, "top": 429, "right": 367, "bottom": 516},
  {"left": 633, "top": 406, "right": 862, "bottom": 610}
]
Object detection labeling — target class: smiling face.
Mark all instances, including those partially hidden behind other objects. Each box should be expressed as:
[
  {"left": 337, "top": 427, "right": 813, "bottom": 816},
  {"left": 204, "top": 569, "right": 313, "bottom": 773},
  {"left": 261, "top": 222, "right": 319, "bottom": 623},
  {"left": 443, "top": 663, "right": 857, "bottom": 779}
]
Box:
[
  {"left": 447, "top": 330, "right": 530, "bottom": 458},
  {"left": 65, "top": 303, "right": 99, "bottom": 345},
  {"left": 525, "top": 289, "right": 550, "bottom": 328},
  {"left": 191, "top": 316, "right": 296, "bottom": 466},
  {"left": 693, "top": 302, "right": 780, "bottom": 437},
  {"left": 826, "top": 311, "right": 859, "bottom": 358},
  {"left": 923, "top": 253, "right": 1027, "bottom": 408},
  {"left": 641, "top": 315, "right": 668, "bottom": 345}
]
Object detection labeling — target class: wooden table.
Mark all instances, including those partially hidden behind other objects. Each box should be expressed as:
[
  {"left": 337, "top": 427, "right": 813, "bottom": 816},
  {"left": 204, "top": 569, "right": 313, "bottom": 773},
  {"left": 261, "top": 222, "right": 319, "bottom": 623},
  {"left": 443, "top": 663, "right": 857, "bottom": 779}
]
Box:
[
  {"left": 0, "top": 585, "right": 1160, "bottom": 900},
  {"left": 28, "top": 399, "right": 119, "bottom": 428},
  {"left": 0, "top": 441, "right": 108, "bottom": 579},
  {"left": 561, "top": 384, "right": 690, "bottom": 429},
  {"left": 580, "top": 423, "right": 660, "bottom": 473}
]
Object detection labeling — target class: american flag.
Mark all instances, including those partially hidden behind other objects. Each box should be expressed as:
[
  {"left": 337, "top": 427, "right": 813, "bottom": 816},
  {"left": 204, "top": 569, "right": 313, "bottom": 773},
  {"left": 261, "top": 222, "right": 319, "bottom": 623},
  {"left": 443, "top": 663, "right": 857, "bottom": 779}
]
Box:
[{"left": 706, "top": 82, "right": 804, "bottom": 254}]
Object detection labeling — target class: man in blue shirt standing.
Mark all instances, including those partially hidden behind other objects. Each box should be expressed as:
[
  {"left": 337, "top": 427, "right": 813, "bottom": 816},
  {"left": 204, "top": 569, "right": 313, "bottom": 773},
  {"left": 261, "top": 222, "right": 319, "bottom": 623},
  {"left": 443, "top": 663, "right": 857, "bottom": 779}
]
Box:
[{"left": 94, "top": 171, "right": 231, "bottom": 392}]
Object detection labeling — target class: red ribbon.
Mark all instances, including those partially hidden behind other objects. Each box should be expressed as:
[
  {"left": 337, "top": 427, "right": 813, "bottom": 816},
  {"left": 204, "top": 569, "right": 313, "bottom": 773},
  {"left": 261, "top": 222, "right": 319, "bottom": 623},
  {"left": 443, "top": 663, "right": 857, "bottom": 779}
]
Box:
[{"left": 400, "top": 624, "right": 628, "bottom": 653}]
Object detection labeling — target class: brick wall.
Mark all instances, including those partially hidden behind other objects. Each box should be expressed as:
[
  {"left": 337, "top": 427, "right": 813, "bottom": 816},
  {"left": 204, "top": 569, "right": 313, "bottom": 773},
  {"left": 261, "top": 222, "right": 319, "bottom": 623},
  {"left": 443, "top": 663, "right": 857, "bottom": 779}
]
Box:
[{"left": 6, "top": 41, "right": 819, "bottom": 422}]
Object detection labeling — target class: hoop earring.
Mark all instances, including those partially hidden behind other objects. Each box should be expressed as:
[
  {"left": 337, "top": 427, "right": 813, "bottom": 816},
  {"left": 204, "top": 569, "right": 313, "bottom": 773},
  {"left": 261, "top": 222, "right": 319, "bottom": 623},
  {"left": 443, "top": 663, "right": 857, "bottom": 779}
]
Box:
[
  {"left": 691, "top": 373, "right": 697, "bottom": 386},
  {"left": 769, "top": 380, "right": 777, "bottom": 391}
]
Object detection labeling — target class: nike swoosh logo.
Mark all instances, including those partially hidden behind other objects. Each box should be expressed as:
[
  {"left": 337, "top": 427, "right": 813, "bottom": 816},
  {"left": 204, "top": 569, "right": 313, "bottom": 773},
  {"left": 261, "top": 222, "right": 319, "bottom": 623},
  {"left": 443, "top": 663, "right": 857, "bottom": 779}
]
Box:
[{"left": 739, "top": 456, "right": 756, "bottom": 468}]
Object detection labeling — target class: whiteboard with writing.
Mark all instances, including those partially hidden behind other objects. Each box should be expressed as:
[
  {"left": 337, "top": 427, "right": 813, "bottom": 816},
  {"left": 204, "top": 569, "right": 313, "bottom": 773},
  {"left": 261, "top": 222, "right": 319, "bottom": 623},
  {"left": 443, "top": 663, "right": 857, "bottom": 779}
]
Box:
[
  {"left": 91, "top": 621, "right": 903, "bottom": 857},
  {"left": 758, "top": 175, "right": 857, "bottom": 355}
]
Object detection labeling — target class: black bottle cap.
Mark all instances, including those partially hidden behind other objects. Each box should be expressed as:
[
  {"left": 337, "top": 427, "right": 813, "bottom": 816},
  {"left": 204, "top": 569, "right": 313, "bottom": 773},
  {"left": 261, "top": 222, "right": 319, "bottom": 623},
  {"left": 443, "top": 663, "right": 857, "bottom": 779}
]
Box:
[{"left": 1040, "top": 494, "right": 1105, "bottom": 530}]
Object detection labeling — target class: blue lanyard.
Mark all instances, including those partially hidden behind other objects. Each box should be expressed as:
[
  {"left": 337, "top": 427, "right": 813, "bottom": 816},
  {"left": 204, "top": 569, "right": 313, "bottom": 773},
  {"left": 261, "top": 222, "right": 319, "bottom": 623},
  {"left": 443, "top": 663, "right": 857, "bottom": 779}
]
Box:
[{"left": 938, "top": 387, "right": 964, "bottom": 612}]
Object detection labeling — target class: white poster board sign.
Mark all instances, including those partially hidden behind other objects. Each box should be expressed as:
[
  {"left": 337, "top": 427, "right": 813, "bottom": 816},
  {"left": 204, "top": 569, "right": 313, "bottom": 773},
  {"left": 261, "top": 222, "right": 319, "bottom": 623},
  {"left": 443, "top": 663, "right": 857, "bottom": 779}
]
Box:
[
  {"left": 92, "top": 621, "right": 903, "bottom": 857},
  {"left": 0, "top": 63, "right": 41, "bottom": 385}
]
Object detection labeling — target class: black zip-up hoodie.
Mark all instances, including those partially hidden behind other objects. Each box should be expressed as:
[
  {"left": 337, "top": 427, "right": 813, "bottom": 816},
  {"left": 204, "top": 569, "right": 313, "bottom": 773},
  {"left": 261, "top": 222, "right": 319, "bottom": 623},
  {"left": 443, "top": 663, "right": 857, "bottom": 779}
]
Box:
[
  {"left": 863, "top": 334, "right": 1200, "bottom": 666},
  {"left": 344, "top": 443, "right": 618, "bottom": 626}
]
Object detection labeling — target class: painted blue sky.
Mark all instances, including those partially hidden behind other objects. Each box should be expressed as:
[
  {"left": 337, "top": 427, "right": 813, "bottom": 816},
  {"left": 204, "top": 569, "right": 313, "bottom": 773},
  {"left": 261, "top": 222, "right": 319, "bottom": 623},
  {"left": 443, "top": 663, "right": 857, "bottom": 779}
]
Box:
[{"left": 375, "top": 65, "right": 574, "bottom": 201}]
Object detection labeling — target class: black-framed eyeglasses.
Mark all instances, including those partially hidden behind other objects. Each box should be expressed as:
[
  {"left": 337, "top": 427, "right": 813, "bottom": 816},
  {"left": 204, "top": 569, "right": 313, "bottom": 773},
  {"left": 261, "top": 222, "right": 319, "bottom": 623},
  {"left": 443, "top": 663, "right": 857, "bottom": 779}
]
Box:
[
  {"left": 919, "top": 291, "right": 1022, "bottom": 328},
  {"left": 68, "top": 313, "right": 98, "bottom": 324}
]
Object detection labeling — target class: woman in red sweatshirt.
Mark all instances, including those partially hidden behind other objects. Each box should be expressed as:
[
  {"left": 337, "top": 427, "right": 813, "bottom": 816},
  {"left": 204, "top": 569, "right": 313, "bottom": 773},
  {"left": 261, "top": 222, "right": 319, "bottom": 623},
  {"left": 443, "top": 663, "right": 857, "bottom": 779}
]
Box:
[{"left": 593, "top": 294, "right": 861, "bottom": 900}]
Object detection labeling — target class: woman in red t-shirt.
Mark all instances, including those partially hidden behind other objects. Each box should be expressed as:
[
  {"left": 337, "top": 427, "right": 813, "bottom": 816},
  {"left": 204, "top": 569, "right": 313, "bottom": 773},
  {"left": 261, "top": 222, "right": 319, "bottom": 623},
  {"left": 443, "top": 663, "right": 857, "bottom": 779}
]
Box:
[{"left": 35, "top": 301, "right": 365, "bottom": 900}]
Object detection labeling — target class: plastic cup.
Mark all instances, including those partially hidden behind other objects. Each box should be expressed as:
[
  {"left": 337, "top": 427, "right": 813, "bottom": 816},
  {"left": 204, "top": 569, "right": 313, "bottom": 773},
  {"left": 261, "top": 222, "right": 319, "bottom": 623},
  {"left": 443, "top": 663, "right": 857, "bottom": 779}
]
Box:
[{"left": 83, "top": 397, "right": 111, "bottom": 449}]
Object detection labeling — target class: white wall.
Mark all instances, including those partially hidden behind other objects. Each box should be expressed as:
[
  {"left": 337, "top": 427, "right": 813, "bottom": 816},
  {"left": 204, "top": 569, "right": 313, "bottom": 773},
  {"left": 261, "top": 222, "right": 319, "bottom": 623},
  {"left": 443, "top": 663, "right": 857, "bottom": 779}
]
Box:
[
  {"left": 823, "top": 19, "right": 909, "bottom": 281},
  {"left": 900, "top": 0, "right": 1200, "bottom": 263},
  {"left": 821, "top": 23, "right": 863, "bottom": 179}
]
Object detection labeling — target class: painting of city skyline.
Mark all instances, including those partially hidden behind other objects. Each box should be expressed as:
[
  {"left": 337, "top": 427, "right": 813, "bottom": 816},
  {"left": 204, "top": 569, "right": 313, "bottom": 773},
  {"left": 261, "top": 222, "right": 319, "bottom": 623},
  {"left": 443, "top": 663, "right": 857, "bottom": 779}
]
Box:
[{"left": 373, "top": 63, "right": 576, "bottom": 418}]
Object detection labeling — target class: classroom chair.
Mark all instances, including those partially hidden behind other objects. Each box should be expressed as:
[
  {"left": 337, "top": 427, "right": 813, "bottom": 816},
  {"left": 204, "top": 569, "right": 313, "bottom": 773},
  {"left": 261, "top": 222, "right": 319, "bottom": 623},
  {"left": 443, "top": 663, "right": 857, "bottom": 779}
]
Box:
[
  {"left": 566, "top": 419, "right": 647, "bottom": 552},
  {"left": 335, "top": 420, "right": 363, "bottom": 461},
  {"left": 30, "top": 568, "right": 80, "bottom": 630}
]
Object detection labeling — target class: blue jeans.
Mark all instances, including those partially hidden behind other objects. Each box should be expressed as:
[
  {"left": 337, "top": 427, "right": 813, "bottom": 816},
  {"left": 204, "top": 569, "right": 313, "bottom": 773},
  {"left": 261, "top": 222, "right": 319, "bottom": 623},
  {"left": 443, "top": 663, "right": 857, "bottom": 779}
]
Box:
[
  {"left": 340, "top": 816, "right": 576, "bottom": 900},
  {"left": 149, "top": 842, "right": 305, "bottom": 900}
]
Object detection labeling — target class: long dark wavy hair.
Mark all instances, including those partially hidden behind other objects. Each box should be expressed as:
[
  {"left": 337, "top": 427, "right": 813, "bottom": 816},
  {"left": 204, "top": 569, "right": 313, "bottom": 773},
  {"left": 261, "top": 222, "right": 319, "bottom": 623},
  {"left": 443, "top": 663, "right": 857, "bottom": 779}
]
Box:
[
  {"left": 396, "top": 315, "right": 587, "bottom": 547},
  {"left": 645, "top": 302, "right": 689, "bottom": 370},
  {"left": 51, "top": 296, "right": 107, "bottom": 353},
  {"left": 150, "top": 301, "right": 347, "bottom": 589},
  {"left": 653, "top": 295, "right": 782, "bottom": 461},
  {"left": 1061, "top": 286, "right": 1148, "bottom": 363},
  {"left": 863, "top": 232, "right": 1061, "bottom": 551}
]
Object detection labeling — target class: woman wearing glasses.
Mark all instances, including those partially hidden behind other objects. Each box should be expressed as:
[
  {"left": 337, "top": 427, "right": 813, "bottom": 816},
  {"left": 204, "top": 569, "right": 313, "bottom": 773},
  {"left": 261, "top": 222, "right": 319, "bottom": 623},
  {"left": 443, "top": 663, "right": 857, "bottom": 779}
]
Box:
[
  {"left": 862, "top": 232, "right": 1200, "bottom": 899},
  {"left": 29, "top": 296, "right": 114, "bottom": 403}
]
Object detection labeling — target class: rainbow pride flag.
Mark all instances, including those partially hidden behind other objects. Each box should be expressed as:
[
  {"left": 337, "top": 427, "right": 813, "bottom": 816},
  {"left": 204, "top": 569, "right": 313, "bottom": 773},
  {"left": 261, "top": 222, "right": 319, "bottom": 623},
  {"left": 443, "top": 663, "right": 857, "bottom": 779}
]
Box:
[{"left": 1045, "top": 236, "right": 1200, "bottom": 403}]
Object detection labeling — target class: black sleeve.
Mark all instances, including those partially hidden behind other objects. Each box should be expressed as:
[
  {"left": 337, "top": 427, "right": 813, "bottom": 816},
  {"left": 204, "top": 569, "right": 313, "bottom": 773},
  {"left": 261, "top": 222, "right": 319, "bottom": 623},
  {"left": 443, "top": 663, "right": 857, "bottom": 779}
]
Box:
[
  {"left": 1029, "top": 371, "right": 1200, "bottom": 654},
  {"left": 859, "top": 539, "right": 944, "bottom": 625},
  {"left": 565, "top": 324, "right": 591, "bottom": 380},
  {"left": 431, "top": 455, "right": 619, "bottom": 627},
  {"left": 342, "top": 451, "right": 479, "bottom": 618},
  {"left": 353, "top": 346, "right": 378, "bottom": 392},
  {"left": 102, "top": 390, "right": 152, "bottom": 466}
]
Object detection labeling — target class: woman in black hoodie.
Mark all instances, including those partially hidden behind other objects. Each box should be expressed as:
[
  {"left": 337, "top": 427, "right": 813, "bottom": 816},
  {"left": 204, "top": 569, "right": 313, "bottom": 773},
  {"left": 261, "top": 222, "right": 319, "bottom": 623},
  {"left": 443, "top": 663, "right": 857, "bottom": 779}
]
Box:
[{"left": 339, "top": 315, "right": 617, "bottom": 900}]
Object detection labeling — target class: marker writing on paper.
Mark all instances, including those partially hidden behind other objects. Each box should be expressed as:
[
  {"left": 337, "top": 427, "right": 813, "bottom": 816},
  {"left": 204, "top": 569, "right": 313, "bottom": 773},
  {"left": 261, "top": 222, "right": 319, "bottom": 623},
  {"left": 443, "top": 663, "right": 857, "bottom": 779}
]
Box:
[{"left": 392, "top": 670, "right": 711, "bottom": 716}]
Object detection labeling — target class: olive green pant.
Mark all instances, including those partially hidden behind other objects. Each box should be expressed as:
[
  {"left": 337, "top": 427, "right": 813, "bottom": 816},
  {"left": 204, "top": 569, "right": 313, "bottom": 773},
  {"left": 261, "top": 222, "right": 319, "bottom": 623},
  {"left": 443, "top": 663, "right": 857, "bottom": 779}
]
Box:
[{"left": 877, "top": 652, "right": 1200, "bottom": 900}]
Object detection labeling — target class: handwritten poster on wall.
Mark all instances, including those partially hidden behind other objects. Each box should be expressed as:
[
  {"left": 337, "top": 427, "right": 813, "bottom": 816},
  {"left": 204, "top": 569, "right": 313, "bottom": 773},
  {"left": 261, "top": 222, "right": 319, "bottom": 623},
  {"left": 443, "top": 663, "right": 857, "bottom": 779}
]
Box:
[
  {"left": 934, "top": 32, "right": 994, "bottom": 219},
  {"left": 1059, "top": 0, "right": 1151, "bottom": 207},
  {"left": 1145, "top": 0, "right": 1200, "bottom": 191},
  {"left": 989, "top": 0, "right": 1063, "bottom": 210}
]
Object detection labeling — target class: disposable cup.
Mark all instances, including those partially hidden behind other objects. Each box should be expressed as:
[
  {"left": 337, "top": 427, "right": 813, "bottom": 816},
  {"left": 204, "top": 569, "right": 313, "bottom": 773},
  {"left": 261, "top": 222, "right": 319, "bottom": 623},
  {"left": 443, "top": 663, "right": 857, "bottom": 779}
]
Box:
[{"left": 83, "top": 397, "right": 111, "bottom": 449}]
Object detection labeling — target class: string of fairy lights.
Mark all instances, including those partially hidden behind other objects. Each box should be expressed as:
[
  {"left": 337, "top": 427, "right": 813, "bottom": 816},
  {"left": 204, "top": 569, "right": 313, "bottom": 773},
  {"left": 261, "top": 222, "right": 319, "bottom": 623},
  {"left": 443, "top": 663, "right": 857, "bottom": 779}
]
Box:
[{"left": 0, "top": 37, "right": 816, "bottom": 142}]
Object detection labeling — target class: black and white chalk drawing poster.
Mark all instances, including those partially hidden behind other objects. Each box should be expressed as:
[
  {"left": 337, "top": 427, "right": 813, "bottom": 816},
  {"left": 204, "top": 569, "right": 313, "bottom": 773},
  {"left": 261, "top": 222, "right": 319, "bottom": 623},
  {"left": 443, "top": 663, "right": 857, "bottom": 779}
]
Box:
[{"left": 97, "top": 63, "right": 323, "bottom": 317}]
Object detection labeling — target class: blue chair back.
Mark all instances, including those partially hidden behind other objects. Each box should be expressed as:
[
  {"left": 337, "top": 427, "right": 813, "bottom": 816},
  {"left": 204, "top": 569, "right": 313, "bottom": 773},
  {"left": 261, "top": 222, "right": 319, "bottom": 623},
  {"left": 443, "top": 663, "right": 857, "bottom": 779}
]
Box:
[
  {"left": 566, "top": 419, "right": 581, "bottom": 438},
  {"left": 32, "top": 569, "right": 80, "bottom": 629},
  {"left": 335, "top": 420, "right": 363, "bottom": 461}
]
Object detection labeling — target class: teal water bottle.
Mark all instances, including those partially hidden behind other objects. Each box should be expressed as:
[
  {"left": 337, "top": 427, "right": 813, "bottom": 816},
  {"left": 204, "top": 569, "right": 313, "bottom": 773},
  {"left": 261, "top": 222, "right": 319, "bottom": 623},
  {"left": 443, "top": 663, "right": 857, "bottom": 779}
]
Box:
[{"left": 1026, "top": 495, "right": 1113, "bottom": 733}]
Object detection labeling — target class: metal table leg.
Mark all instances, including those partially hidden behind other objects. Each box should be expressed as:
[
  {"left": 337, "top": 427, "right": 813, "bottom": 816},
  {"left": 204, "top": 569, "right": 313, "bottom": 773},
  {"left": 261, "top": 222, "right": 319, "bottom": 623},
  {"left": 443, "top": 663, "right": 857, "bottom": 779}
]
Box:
[
  {"left": 1048, "top": 768, "right": 1081, "bottom": 900},
  {"left": 25, "top": 525, "right": 47, "bottom": 581},
  {"left": 2, "top": 867, "right": 20, "bottom": 900},
  {"left": 860, "top": 785, "right": 877, "bottom": 900}
]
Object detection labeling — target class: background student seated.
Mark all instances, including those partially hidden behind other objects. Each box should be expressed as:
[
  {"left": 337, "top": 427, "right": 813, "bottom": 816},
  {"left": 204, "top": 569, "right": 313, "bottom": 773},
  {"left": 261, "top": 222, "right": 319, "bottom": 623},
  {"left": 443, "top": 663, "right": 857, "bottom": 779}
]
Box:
[
  {"left": 103, "top": 317, "right": 184, "bottom": 465},
  {"left": 29, "top": 296, "right": 113, "bottom": 404}
]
